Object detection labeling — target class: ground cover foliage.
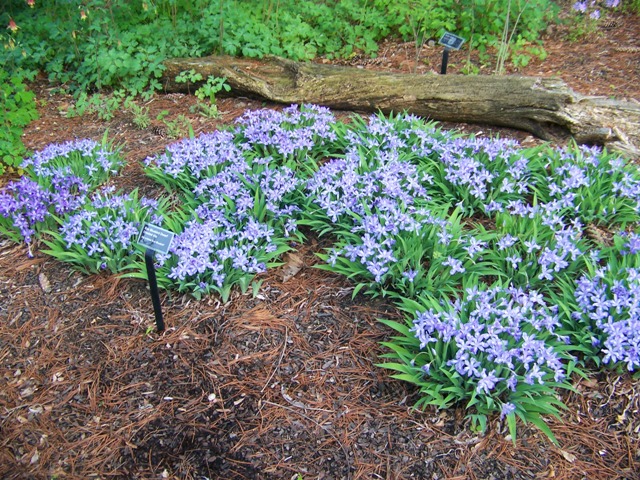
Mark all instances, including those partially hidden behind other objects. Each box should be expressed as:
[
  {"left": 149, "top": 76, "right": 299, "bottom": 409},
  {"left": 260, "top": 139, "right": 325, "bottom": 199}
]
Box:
[
  {"left": 2, "top": 105, "right": 640, "bottom": 449},
  {"left": 3, "top": 0, "right": 635, "bottom": 95},
  {"left": 1, "top": 0, "right": 559, "bottom": 94}
]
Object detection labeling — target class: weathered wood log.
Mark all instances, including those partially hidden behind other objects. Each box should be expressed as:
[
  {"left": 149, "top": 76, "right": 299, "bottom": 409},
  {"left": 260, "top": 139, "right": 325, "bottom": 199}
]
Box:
[{"left": 162, "top": 55, "right": 640, "bottom": 157}]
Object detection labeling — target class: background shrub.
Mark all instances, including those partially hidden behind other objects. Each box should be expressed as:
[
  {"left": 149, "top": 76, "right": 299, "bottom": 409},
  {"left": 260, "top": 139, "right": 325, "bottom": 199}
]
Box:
[{"left": 1, "top": 0, "right": 559, "bottom": 95}]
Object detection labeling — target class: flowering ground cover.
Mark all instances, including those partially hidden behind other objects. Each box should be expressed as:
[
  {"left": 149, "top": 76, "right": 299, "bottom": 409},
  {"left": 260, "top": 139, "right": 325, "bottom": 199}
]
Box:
[{"left": 2, "top": 103, "right": 640, "bottom": 453}]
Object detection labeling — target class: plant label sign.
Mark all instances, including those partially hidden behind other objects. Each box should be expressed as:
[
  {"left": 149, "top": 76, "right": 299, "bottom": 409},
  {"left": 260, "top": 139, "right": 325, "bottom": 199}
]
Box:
[
  {"left": 138, "top": 224, "right": 174, "bottom": 333},
  {"left": 438, "top": 32, "right": 465, "bottom": 51},
  {"left": 139, "top": 224, "right": 174, "bottom": 255}
]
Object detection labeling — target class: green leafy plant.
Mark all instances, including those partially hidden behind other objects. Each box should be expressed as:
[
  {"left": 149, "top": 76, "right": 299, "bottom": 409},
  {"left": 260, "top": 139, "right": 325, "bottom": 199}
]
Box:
[
  {"left": 124, "top": 97, "right": 151, "bottom": 129},
  {"left": 163, "top": 114, "right": 193, "bottom": 139},
  {"left": 374, "top": 0, "right": 555, "bottom": 70},
  {"left": 374, "top": 0, "right": 456, "bottom": 61},
  {"left": 174, "top": 69, "right": 204, "bottom": 94},
  {"left": 175, "top": 70, "right": 231, "bottom": 118},
  {"left": 192, "top": 75, "right": 231, "bottom": 118},
  {"left": 0, "top": 69, "right": 39, "bottom": 175},
  {"left": 2, "top": 0, "right": 562, "bottom": 98},
  {"left": 1, "top": 0, "right": 393, "bottom": 97},
  {"left": 67, "top": 90, "right": 127, "bottom": 121},
  {"left": 510, "top": 43, "right": 547, "bottom": 69},
  {"left": 155, "top": 109, "right": 193, "bottom": 139}
]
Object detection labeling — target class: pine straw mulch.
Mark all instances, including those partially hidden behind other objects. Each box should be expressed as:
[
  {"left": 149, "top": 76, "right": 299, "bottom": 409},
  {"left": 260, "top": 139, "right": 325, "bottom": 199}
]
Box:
[
  {"left": 2, "top": 9, "right": 640, "bottom": 479},
  {"left": 1, "top": 235, "right": 639, "bottom": 480}
]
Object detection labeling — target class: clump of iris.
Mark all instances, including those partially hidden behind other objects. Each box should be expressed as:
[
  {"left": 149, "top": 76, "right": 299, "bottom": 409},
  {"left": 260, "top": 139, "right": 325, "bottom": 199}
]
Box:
[
  {"left": 42, "top": 187, "right": 167, "bottom": 274},
  {"left": 483, "top": 211, "right": 590, "bottom": 292},
  {"left": 573, "top": 0, "right": 620, "bottom": 21},
  {"left": 0, "top": 138, "right": 122, "bottom": 250},
  {"left": 22, "top": 137, "right": 123, "bottom": 187},
  {"left": 531, "top": 144, "right": 640, "bottom": 227},
  {"left": 552, "top": 230, "right": 640, "bottom": 371},
  {"left": 235, "top": 103, "right": 339, "bottom": 165},
  {"left": 146, "top": 136, "right": 304, "bottom": 301},
  {"left": 381, "top": 284, "right": 577, "bottom": 441}
]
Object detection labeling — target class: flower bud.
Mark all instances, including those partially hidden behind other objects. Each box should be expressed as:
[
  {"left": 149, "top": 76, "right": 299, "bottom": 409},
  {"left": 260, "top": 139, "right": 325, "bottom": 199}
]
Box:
[{"left": 7, "top": 19, "right": 19, "bottom": 32}]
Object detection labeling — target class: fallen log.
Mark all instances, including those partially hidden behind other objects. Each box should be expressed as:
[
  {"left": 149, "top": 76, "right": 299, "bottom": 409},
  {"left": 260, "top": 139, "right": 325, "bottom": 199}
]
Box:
[{"left": 161, "top": 55, "right": 640, "bottom": 157}]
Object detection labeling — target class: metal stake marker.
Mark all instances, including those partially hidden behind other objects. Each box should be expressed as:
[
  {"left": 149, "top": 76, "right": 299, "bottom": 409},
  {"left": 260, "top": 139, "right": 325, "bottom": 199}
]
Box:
[
  {"left": 138, "top": 224, "right": 175, "bottom": 334},
  {"left": 441, "top": 48, "right": 450, "bottom": 75},
  {"left": 144, "top": 248, "right": 165, "bottom": 333}
]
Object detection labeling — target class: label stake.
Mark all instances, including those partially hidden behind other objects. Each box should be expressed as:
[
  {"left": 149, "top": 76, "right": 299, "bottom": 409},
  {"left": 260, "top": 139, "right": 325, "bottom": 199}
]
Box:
[
  {"left": 441, "top": 48, "right": 450, "bottom": 75},
  {"left": 437, "top": 32, "right": 466, "bottom": 75},
  {"left": 138, "top": 224, "right": 175, "bottom": 334},
  {"left": 145, "top": 248, "right": 165, "bottom": 333}
]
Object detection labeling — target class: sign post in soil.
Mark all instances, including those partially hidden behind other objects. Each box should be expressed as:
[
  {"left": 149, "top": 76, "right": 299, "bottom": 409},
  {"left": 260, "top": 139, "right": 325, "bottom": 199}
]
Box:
[
  {"left": 438, "top": 32, "right": 465, "bottom": 75},
  {"left": 138, "top": 224, "right": 175, "bottom": 333}
]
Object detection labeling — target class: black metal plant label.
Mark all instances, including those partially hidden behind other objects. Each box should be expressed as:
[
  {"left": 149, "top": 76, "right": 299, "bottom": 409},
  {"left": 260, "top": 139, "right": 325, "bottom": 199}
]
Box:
[
  {"left": 438, "top": 32, "right": 466, "bottom": 51},
  {"left": 139, "top": 224, "right": 174, "bottom": 255},
  {"left": 438, "top": 32, "right": 466, "bottom": 75},
  {"left": 138, "top": 224, "right": 175, "bottom": 333}
]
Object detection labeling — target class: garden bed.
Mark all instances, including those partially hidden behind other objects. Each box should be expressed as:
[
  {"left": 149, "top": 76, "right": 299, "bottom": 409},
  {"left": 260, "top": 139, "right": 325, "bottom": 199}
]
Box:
[{"left": 1, "top": 9, "right": 640, "bottom": 480}]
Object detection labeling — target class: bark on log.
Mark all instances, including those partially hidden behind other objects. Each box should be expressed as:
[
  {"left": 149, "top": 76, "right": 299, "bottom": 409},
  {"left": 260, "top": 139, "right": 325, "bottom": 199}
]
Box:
[{"left": 162, "top": 55, "right": 640, "bottom": 158}]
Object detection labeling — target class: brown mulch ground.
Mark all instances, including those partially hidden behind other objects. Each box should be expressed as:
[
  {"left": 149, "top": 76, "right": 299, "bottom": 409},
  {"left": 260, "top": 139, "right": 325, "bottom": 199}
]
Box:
[{"left": 2, "top": 8, "right": 640, "bottom": 480}]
